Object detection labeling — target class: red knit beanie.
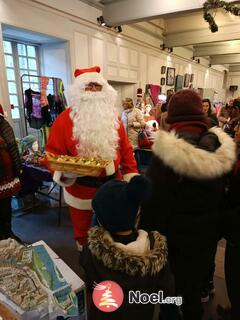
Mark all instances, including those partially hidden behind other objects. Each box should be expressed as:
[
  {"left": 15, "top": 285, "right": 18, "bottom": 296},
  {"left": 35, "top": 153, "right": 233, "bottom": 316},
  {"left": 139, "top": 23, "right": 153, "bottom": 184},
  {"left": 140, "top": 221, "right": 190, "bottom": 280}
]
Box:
[{"left": 166, "top": 89, "right": 205, "bottom": 123}]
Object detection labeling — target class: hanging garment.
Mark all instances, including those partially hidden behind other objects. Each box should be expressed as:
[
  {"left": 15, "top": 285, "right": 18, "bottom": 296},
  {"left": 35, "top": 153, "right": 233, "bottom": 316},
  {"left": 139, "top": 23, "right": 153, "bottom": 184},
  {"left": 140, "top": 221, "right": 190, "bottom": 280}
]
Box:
[
  {"left": 40, "top": 126, "right": 51, "bottom": 149},
  {"left": 40, "top": 76, "right": 49, "bottom": 107},
  {"left": 24, "top": 89, "right": 44, "bottom": 129},
  {"left": 150, "top": 84, "right": 160, "bottom": 105}
]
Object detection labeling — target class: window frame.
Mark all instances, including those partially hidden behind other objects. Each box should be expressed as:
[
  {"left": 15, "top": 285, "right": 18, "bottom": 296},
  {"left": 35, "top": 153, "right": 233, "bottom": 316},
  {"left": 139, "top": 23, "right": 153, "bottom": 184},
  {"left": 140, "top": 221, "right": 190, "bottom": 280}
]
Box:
[{"left": 3, "top": 38, "right": 41, "bottom": 121}]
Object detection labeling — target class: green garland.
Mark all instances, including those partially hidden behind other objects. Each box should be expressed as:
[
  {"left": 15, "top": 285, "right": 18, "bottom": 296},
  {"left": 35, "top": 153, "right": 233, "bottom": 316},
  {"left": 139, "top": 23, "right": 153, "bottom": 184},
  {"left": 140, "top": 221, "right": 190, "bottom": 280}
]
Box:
[{"left": 203, "top": 0, "right": 240, "bottom": 32}]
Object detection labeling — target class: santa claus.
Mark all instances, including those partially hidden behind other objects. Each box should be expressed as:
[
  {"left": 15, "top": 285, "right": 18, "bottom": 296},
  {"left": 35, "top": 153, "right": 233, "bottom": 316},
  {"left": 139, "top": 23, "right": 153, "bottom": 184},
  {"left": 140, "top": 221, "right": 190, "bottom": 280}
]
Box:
[{"left": 46, "top": 66, "right": 138, "bottom": 248}]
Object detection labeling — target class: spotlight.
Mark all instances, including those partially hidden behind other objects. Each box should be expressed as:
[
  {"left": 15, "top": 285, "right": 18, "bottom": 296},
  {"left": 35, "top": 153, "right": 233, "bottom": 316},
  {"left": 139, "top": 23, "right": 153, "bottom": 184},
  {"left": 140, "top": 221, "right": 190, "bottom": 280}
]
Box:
[
  {"left": 114, "top": 26, "right": 122, "bottom": 33},
  {"left": 208, "top": 63, "right": 212, "bottom": 68},
  {"left": 192, "top": 57, "right": 200, "bottom": 64},
  {"left": 97, "top": 16, "right": 106, "bottom": 26},
  {"left": 160, "top": 44, "right": 165, "bottom": 50},
  {"left": 167, "top": 47, "right": 173, "bottom": 53}
]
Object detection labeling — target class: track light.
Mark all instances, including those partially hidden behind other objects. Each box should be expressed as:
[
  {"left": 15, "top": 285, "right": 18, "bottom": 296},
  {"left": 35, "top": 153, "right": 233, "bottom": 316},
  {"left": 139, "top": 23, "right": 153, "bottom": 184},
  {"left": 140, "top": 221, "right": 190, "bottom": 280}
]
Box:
[
  {"left": 160, "top": 44, "right": 173, "bottom": 53},
  {"left": 192, "top": 57, "right": 200, "bottom": 64},
  {"left": 114, "top": 26, "right": 122, "bottom": 33},
  {"left": 97, "top": 16, "right": 106, "bottom": 26},
  {"left": 97, "top": 16, "right": 122, "bottom": 33}
]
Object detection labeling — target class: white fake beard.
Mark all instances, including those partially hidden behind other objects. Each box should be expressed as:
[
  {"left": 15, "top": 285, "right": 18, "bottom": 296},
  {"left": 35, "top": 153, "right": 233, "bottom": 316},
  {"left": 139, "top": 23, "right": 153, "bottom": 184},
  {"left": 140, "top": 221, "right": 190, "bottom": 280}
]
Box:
[{"left": 68, "top": 86, "right": 120, "bottom": 160}]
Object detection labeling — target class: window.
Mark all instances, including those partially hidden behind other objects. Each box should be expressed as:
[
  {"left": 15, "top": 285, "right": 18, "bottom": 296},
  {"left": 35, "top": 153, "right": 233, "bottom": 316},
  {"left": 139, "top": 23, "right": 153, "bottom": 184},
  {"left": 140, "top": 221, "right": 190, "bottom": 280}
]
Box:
[{"left": 3, "top": 40, "right": 40, "bottom": 119}]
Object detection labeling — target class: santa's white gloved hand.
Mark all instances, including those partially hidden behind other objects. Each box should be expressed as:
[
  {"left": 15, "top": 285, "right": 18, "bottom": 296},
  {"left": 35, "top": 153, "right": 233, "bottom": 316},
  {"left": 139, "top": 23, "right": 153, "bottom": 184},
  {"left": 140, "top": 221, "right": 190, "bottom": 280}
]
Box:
[{"left": 53, "top": 171, "right": 79, "bottom": 187}]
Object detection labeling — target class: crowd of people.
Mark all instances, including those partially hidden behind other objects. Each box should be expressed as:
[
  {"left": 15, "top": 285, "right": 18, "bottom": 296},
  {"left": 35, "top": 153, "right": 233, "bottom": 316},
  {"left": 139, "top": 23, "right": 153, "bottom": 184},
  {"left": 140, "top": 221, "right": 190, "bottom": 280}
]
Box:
[{"left": 1, "top": 65, "right": 240, "bottom": 320}]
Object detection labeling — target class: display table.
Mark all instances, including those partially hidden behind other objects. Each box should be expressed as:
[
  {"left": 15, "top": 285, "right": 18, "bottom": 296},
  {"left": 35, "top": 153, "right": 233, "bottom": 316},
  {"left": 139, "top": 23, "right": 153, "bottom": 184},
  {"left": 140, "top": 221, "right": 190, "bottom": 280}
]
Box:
[
  {"left": 32, "top": 241, "right": 87, "bottom": 319},
  {"left": 0, "top": 240, "right": 87, "bottom": 320},
  {"left": 18, "top": 163, "right": 63, "bottom": 225}
]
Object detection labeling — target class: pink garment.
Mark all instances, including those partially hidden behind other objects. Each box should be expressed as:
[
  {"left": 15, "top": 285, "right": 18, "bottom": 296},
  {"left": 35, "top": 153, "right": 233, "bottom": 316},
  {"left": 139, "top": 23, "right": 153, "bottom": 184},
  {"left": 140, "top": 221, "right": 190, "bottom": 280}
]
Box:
[
  {"left": 150, "top": 84, "right": 160, "bottom": 105},
  {"left": 40, "top": 76, "right": 49, "bottom": 107}
]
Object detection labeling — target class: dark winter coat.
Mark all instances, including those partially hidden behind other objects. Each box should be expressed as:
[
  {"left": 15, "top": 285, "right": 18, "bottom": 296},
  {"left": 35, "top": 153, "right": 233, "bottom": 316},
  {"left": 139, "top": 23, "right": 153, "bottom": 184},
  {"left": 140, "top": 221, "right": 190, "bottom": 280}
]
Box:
[
  {"left": 141, "top": 127, "right": 236, "bottom": 249},
  {"left": 223, "top": 151, "right": 240, "bottom": 243},
  {"left": 79, "top": 226, "right": 171, "bottom": 320},
  {"left": 0, "top": 116, "right": 21, "bottom": 177}
]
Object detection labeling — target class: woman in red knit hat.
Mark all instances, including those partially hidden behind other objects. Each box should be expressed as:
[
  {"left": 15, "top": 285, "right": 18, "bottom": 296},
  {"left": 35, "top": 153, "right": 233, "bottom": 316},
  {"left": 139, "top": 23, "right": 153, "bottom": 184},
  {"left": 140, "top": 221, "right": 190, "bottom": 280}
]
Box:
[{"left": 141, "top": 89, "right": 236, "bottom": 320}]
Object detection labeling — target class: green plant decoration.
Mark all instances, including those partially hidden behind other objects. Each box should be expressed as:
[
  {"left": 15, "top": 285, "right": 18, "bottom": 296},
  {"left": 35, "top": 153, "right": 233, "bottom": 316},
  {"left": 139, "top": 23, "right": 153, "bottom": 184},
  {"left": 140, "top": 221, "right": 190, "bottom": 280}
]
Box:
[{"left": 203, "top": 0, "right": 240, "bottom": 32}]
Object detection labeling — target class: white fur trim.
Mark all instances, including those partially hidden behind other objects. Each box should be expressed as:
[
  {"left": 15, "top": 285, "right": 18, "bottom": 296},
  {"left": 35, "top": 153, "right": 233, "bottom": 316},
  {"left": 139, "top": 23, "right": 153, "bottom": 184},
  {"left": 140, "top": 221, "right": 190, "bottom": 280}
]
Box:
[
  {"left": 63, "top": 189, "right": 92, "bottom": 210},
  {"left": 152, "top": 127, "right": 236, "bottom": 179},
  {"left": 53, "top": 171, "right": 76, "bottom": 187},
  {"left": 74, "top": 72, "right": 107, "bottom": 88},
  {"left": 115, "top": 230, "right": 150, "bottom": 254},
  {"left": 123, "top": 172, "right": 139, "bottom": 182},
  {"left": 105, "top": 161, "right": 115, "bottom": 176}
]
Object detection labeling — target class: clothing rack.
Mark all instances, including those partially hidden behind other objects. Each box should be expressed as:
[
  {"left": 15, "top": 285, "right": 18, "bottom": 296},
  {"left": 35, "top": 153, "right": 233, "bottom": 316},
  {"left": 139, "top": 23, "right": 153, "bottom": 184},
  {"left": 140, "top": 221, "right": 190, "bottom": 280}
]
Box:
[{"left": 20, "top": 74, "right": 65, "bottom": 135}]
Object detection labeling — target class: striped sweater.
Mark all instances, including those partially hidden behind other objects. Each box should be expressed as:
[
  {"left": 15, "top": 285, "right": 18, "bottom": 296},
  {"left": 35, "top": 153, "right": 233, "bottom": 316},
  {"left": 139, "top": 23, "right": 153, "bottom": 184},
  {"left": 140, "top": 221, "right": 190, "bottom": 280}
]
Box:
[{"left": 0, "top": 116, "right": 21, "bottom": 199}]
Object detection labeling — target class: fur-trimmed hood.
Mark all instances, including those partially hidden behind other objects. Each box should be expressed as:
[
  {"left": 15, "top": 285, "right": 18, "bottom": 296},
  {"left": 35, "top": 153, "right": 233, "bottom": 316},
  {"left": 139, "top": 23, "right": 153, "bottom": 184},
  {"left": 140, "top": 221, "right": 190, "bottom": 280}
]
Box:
[
  {"left": 88, "top": 226, "right": 167, "bottom": 277},
  {"left": 152, "top": 127, "right": 236, "bottom": 179}
]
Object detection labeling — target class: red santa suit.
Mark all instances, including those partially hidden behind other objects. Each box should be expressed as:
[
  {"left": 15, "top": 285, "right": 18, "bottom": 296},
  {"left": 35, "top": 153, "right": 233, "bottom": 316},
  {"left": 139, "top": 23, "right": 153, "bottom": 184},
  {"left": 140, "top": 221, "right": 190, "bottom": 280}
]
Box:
[{"left": 46, "top": 66, "right": 138, "bottom": 246}]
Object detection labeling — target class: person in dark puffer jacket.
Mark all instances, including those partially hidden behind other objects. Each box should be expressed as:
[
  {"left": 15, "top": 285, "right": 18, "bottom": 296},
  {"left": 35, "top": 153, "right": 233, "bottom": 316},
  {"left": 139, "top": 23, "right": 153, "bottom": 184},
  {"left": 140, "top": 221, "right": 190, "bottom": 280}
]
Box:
[
  {"left": 0, "top": 105, "right": 22, "bottom": 241},
  {"left": 80, "top": 175, "right": 179, "bottom": 320},
  {"left": 140, "top": 89, "right": 236, "bottom": 320},
  {"left": 217, "top": 121, "right": 240, "bottom": 320}
]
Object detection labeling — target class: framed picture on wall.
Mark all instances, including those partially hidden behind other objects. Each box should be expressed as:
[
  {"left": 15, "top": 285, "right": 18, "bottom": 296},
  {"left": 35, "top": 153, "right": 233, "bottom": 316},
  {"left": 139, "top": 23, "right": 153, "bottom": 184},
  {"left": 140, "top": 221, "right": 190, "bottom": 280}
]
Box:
[
  {"left": 184, "top": 73, "right": 191, "bottom": 87},
  {"left": 161, "top": 66, "right": 166, "bottom": 74},
  {"left": 175, "top": 75, "right": 183, "bottom": 91},
  {"left": 160, "top": 77, "right": 165, "bottom": 86},
  {"left": 166, "top": 67, "right": 175, "bottom": 86},
  {"left": 190, "top": 73, "right": 194, "bottom": 83}
]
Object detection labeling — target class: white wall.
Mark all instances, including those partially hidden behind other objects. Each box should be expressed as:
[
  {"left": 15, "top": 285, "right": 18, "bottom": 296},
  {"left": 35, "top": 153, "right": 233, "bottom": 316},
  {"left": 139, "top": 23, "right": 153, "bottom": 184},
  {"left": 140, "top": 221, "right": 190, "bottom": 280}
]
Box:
[
  {"left": 40, "top": 42, "right": 71, "bottom": 87},
  {"left": 227, "top": 72, "right": 240, "bottom": 98},
  {"left": 0, "top": 0, "right": 227, "bottom": 125}
]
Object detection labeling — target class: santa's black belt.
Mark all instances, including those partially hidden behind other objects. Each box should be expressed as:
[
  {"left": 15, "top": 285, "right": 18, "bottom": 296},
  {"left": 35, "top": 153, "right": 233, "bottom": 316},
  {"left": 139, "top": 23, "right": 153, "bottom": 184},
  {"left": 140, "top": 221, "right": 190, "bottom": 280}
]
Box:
[{"left": 76, "top": 173, "right": 116, "bottom": 188}]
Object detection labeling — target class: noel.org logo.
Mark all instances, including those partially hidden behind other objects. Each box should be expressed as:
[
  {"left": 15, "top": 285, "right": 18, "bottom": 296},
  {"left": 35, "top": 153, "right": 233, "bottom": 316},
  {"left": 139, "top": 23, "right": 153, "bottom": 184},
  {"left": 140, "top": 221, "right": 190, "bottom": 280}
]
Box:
[
  {"left": 93, "top": 281, "right": 182, "bottom": 313},
  {"left": 92, "top": 281, "right": 124, "bottom": 312}
]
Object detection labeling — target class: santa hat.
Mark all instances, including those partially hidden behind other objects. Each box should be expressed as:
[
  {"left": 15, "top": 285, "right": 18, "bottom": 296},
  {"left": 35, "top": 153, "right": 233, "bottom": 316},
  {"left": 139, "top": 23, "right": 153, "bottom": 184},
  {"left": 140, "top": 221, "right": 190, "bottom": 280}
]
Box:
[
  {"left": 92, "top": 175, "right": 151, "bottom": 232},
  {"left": 73, "top": 66, "right": 106, "bottom": 86},
  {"left": 166, "top": 89, "right": 205, "bottom": 123},
  {"left": 137, "top": 88, "right": 143, "bottom": 98}
]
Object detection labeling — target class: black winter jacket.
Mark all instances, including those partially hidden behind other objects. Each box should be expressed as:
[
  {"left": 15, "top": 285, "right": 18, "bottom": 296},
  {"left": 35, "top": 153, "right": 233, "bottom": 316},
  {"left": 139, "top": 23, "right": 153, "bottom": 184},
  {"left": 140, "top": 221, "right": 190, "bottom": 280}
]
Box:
[
  {"left": 141, "top": 127, "right": 236, "bottom": 249},
  {"left": 79, "top": 226, "right": 171, "bottom": 320},
  {"left": 223, "top": 152, "right": 240, "bottom": 243}
]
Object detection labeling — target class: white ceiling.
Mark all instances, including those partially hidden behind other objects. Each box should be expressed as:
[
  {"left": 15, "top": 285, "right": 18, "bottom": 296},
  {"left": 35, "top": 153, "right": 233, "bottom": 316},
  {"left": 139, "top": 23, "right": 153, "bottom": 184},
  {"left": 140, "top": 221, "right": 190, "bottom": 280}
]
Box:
[{"left": 82, "top": 0, "right": 240, "bottom": 69}]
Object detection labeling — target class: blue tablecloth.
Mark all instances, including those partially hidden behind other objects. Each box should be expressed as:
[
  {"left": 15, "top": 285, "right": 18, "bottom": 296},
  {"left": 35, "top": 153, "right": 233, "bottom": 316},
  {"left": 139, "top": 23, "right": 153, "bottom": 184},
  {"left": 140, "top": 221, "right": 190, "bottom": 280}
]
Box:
[{"left": 19, "top": 163, "right": 53, "bottom": 195}]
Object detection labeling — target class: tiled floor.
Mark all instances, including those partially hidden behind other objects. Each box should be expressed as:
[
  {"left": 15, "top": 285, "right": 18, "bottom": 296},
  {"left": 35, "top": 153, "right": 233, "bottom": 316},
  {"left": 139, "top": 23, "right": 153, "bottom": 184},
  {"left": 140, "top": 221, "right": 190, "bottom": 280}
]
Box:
[{"left": 12, "top": 202, "right": 231, "bottom": 320}]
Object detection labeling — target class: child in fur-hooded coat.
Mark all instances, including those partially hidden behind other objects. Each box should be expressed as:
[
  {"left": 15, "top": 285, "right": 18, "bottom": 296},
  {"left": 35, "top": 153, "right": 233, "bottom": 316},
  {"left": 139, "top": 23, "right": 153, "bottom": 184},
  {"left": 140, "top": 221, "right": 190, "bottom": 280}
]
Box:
[{"left": 79, "top": 176, "right": 177, "bottom": 320}]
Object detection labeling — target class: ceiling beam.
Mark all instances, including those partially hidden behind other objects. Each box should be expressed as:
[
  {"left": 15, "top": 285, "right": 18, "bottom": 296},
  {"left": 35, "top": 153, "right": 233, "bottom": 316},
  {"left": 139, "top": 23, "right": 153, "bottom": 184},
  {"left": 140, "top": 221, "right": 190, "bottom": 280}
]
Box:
[
  {"left": 102, "top": 0, "right": 205, "bottom": 26},
  {"left": 165, "top": 23, "right": 240, "bottom": 47},
  {"left": 194, "top": 43, "right": 240, "bottom": 56},
  {"left": 229, "top": 65, "right": 240, "bottom": 72},
  {"left": 210, "top": 54, "right": 240, "bottom": 65},
  {"left": 102, "top": 0, "right": 238, "bottom": 26}
]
